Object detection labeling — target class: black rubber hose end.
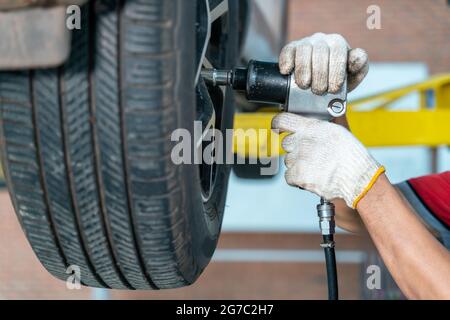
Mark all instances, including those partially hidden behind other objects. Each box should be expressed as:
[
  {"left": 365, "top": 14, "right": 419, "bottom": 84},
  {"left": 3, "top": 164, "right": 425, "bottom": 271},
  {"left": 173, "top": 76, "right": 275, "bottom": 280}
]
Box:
[{"left": 322, "top": 234, "right": 339, "bottom": 300}]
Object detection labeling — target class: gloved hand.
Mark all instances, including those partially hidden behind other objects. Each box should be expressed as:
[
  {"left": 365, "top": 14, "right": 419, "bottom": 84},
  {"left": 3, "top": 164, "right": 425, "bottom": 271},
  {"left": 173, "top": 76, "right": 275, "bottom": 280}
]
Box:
[
  {"left": 279, "top": 33, "right": 368, "bottom": 94},
  {"left": 272, "top": 113, "right": 385, "bottom": 208}
]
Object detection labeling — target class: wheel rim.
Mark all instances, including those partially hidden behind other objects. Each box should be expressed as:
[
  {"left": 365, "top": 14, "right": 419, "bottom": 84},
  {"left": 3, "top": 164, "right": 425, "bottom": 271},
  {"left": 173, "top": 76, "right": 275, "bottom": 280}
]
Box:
[{"left": 195, "top": 0, "right": 230, "bottom": 202}]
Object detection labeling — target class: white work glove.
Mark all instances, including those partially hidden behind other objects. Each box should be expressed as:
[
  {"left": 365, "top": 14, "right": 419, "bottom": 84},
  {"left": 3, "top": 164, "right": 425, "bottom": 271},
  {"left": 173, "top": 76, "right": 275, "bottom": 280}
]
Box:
[
  {"left": 272, "top": 113, "right": 385, "bottom": 208},
  {"left": 279, "top": 33, "right": 369, "bottom": 94}
]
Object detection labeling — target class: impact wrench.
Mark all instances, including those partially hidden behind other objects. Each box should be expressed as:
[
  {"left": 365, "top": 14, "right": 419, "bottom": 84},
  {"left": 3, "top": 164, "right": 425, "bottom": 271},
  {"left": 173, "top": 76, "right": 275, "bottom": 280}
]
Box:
[{"left": 202, "top": 60, "right": 348, "bottom": 300}]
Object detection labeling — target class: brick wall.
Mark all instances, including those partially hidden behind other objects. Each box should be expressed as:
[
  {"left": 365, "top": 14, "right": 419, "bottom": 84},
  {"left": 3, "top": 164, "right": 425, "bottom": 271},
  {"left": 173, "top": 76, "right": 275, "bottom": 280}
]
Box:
[{"left": 287, "top": 0, "right": 450, "bottom": 74}]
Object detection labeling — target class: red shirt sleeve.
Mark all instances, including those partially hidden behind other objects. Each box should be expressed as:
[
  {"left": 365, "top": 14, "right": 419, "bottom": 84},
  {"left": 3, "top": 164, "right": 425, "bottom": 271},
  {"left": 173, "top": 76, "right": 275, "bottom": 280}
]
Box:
[{"left": 408, "top": 171, "right": 450, "bottom": 227}]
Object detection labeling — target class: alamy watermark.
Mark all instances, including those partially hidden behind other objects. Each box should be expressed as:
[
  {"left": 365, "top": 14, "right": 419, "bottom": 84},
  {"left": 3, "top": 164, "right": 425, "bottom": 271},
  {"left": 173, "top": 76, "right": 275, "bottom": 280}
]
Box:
[
  {"left": 66, "top": 5, "right": 81, "bottom": 30},
  {"left": 366, "top": 264, "right": 381, "bottom": 290},
  {"left": 367, "top": 5, "right": 382, "bottom": 30},
  {"left": 67, "top": 4, "right": 383, "bottom": 31},
  {"left": 66, "top": 265, "right": 81, "bottom": 290},
  {"left": 171, "top": 121, "right": 280, "bottom": 176}
]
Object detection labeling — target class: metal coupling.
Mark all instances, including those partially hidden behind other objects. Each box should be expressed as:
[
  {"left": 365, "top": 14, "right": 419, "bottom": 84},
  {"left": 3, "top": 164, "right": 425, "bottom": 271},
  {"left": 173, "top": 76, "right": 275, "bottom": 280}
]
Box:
[
  {"left": 317, "top": 198, "right": 336, "bottom": 236},
  {"left": 200, "top": 69, "right": 232, "bottom": 86}
]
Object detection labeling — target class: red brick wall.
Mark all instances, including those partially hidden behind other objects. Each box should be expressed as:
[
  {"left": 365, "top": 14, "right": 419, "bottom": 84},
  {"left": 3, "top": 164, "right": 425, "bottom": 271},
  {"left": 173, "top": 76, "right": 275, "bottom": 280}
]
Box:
[{"left": 287, "top": 0, "right": 450, "bottom": 74}]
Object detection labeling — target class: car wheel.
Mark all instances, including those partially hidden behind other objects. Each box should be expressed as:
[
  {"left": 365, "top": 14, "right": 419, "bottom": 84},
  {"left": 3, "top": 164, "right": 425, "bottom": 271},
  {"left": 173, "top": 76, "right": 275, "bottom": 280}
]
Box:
[{"left": 0, "top": 0, "right": 239, "bottom": 289}]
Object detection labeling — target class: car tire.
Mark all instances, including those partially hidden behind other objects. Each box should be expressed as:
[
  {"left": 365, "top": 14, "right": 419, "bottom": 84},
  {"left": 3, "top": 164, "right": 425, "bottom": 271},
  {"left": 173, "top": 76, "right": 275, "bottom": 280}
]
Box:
[{"left": 0, "top": 0, "right": 239, "bottom": 289}]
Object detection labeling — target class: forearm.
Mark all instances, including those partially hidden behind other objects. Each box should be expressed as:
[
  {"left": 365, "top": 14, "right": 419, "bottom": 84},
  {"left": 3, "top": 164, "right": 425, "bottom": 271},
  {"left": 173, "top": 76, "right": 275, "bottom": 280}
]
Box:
[
  {"left": 357, "top": 174, "right": 450, "bottom": 299},
  {"left": 333, "top": 187, "right": 436, "bottom": 235},
  {"left": 332, "top": 199, "right": 366, "bottom": 234}
]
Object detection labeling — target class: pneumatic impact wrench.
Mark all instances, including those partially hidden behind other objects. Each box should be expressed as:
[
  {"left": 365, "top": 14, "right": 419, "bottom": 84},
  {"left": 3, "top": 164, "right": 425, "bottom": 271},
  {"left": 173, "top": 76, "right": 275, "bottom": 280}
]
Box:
[{"left": 202, "top": 60, "right": 347, "bottom": 300}]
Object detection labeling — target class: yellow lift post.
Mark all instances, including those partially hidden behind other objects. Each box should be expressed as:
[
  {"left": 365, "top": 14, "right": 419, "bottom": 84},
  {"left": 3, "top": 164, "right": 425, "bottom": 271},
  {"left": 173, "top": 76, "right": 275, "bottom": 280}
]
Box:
[{"left": 233, "top": 74, "right": 450, "bottom": 158}]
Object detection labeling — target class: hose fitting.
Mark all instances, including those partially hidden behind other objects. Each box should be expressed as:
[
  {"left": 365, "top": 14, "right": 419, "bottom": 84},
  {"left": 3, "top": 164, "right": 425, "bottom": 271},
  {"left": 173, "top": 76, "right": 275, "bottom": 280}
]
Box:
[{"left": 317, "top": 198, "right": 336, "bottom": 236}]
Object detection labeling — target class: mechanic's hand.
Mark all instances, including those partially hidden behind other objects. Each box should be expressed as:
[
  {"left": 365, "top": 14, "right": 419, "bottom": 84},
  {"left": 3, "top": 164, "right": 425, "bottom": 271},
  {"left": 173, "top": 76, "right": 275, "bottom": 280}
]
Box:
[
  {"left": 272, "top": 113, "right": 384, "bottom": 208},
  {"left": 279, "top": 33, "right": 368, "bottom": 94}
]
